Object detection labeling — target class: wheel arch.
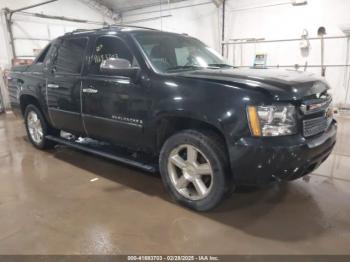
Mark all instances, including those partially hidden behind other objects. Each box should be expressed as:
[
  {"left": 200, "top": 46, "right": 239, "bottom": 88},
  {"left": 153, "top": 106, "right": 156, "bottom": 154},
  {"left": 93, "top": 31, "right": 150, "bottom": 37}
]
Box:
[
  {"left": 155, "top": 115, "right": 228, "bottom": 155},
  {"left": 19, "top": 94, "right": 41, "bottom": 116},
  {"left": 19, "top": 94, "right": 54, "bottom": 130}
]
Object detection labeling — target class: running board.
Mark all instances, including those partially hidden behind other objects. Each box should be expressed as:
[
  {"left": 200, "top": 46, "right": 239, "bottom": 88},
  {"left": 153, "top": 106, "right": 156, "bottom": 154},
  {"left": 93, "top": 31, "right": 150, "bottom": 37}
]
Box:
[{"left": 45, "top": 135, "right": 157, "bottom": 173}]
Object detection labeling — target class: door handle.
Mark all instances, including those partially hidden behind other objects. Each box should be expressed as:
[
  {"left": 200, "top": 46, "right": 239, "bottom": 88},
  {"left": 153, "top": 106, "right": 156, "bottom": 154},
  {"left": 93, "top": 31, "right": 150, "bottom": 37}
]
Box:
[
  {"left": 82, "top": 88, "right": 98, "bottom": 94},
  {"left": 48, "top": 83, "right": 59, "bottom": 89}
]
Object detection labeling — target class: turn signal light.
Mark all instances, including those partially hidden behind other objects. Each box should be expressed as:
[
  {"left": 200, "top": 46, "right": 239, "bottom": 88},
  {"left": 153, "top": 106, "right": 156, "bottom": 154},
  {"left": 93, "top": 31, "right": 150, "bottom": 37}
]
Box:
[{"left": 247, "top": 106, "right": 262, "bottom": 136}]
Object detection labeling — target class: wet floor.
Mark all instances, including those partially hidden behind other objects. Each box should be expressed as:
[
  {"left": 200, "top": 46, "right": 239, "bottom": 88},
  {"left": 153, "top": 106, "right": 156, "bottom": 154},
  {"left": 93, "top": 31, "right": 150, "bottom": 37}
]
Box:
[{"left": 0, "top": 112, "right": 350, "bottom": 255}]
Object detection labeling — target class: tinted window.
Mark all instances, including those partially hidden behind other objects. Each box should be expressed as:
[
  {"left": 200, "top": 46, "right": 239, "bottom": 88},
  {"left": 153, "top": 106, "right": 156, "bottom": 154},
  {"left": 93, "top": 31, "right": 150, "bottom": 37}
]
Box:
[
  {"left": 35, "top": 44, "right": 51, "bottom": 64},
  {"left": 54, "top": 38, "right": 87, "bottom": 74},
  {"left": 88, "top": 36, "right": 137, "bottom": 75}
]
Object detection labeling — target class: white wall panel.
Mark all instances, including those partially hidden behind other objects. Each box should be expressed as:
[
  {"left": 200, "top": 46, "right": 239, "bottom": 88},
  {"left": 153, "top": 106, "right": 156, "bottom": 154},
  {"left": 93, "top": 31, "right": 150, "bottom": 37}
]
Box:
[
  {"left": 224, "top": 0, "right": 350, "bottom": 105},
  {"left": 122, "top": 0, "right": 221, "bottom": 51},
  {"left": 48, "top": 25, "right": 66, "bottom": 39}
]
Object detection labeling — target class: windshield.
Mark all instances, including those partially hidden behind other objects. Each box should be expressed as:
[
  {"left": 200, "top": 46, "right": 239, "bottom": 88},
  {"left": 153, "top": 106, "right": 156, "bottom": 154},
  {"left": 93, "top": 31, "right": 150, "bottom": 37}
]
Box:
[{"left": 133, "top": 32, "right": 232, "bottom": 73}]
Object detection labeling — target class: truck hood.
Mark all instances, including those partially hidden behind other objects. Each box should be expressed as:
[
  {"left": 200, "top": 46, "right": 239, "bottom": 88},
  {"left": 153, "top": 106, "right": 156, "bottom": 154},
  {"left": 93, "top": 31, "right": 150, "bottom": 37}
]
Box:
[{"left": 177, "top": 68, "right": 329, "bottom": 101}]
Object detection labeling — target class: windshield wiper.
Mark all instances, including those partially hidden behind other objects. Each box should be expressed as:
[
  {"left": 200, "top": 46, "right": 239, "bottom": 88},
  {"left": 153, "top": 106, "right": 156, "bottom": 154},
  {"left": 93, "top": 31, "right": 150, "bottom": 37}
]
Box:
[
  {"left": 166, "top": 64, "right": 233, "bottom": 72},
  {"left": 207, "top": 63, "right": 233, "bottom": 68},
  {"left": 166, "top": 65, "right": 204, "bottom": 72}
]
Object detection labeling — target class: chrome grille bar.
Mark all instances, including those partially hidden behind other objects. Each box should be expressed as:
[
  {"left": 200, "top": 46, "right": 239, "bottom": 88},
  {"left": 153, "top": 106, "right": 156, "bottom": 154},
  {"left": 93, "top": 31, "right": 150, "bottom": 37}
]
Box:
[{"left": 300, "top": 94, "right": 332, "bottom": 115}]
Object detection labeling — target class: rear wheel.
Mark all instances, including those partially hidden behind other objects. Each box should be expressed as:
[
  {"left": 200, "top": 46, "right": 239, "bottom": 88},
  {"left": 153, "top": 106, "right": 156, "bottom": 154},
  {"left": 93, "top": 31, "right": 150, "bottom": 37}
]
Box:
[
  {"left": 159, "top": 129, "right": 232, "bottom": 211},
  {"left": 24, "top": 104, "right": 57, "bottom": 149}
]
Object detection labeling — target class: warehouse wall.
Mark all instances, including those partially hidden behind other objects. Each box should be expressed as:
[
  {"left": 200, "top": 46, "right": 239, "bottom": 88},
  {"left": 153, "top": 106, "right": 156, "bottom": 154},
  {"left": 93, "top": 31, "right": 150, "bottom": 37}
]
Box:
[
  {"left": 224, "top": 0, "right": 350, "bottom": 105},
  {"left": 0, "top": 0, "right": 112, "bottom": 69},
  {"left": 121, "top": 0, "right": 221, "bottom": 52}
]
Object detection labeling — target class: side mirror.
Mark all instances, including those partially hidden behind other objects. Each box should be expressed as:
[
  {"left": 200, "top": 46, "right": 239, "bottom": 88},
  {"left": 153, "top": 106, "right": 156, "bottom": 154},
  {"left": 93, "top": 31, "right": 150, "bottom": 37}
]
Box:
[{"left": 100, "top": 58, "right": 139, "bottom": 78}]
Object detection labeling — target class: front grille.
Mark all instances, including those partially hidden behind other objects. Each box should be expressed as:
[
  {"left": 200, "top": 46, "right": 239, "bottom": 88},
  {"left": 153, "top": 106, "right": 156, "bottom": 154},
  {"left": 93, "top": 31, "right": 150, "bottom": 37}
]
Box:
[
  {"left": 303, "top": 116, "right": 328, "bottom": 137},
  {"left": 300, "top": 93, "right": 332, "bottom": 115}
]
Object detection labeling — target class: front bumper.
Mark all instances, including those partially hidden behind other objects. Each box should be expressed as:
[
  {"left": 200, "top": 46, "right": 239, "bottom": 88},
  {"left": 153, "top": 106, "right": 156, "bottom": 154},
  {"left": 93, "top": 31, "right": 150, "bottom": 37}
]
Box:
[{"left": 228, "top": 120, "right": 337, "bottom": 186}]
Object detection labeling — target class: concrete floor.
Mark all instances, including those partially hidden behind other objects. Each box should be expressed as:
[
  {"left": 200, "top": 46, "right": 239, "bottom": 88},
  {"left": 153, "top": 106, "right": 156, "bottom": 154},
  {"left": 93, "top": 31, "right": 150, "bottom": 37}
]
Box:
[{"left": 0, "top": 112, "right": 350, "bottom": 255}]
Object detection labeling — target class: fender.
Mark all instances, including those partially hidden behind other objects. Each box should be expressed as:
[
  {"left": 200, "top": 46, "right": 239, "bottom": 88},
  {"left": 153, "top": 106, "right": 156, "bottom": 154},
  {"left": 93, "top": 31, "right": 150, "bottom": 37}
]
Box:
[{"left": 150, "top": 75, "right": 263, "bottom": 146}]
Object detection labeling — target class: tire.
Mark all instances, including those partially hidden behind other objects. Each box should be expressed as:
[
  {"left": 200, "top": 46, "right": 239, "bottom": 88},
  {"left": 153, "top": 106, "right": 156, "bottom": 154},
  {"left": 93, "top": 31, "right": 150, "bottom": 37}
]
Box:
[
  {"left": 159, "top": 129, "right": 232, "bottom": 211},
  {"left": 24, "top": 104, "right": 58, "bottom": 150}
]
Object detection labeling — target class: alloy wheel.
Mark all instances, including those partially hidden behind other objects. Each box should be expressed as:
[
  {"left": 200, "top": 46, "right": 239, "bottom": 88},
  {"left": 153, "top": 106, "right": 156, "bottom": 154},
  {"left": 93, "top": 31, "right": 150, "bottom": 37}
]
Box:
[
  {"left": 27, "top": 111, "right": 43, "bottom": 144},
  {"left": 167, "top": 144, "right": 213, "bottom": 201}
]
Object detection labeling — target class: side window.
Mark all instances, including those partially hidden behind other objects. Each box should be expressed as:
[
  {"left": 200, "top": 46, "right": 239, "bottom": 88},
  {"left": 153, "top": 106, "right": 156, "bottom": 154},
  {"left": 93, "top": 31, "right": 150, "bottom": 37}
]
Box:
[
  {"left": 88, "top": 36, "right": 137, "bottom": 75},
  {"left": 35, "top": 44, "right": 51, "bottom": 64},
  {"left": 53, "top": 38, "right": 88, "bottom": 74}
]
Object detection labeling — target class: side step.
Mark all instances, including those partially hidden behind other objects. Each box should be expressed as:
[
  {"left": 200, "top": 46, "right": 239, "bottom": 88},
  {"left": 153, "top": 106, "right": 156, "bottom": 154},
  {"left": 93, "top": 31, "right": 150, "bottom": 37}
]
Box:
[{"left": 45, "top": 135, "right": 157, "bottom": 173}]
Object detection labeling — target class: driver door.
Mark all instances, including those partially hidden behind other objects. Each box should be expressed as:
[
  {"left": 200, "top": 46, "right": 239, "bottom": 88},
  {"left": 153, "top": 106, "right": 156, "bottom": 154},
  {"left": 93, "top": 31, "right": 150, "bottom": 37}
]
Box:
[{"left": 81, "top": 35, "right": 151, "bottom": 150}]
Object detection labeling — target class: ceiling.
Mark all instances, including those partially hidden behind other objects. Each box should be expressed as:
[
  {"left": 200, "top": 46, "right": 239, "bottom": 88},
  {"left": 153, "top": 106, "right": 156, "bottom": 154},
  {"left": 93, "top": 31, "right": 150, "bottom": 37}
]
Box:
[{"left": 99, "top": 0, "right": 189, "bottom": 13}]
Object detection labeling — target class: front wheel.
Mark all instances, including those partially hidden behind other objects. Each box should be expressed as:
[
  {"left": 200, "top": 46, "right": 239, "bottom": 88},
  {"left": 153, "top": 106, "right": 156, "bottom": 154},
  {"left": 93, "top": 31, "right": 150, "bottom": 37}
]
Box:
[
  {"left": 159, "top": 130, "right": 232, "bottom": 211},
  {"left": 24, "top": 104, "right": 57, "bottom": 149}
]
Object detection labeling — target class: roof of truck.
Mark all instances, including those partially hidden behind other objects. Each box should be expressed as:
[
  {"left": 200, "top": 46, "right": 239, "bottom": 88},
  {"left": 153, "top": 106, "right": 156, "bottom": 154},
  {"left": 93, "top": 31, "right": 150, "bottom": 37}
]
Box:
[
  {"left": 64, "top": 25, "right": 158, "bottom": 37},
  {"left": 61, "top": 25, "right": 194, "bottom": 41}
]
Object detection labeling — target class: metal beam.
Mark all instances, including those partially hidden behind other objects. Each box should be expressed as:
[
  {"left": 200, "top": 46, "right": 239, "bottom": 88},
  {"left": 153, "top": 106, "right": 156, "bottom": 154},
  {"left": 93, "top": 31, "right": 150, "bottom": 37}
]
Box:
[
  {"left": 221, "top": 0, "right": 226, "bottom": 55},
  {"left": 117, "top": 0, "right": 186, "bottom": 13},
  {"left": 230, "top": 1, "right": 306, "bottom": 12},
  {"left": 3, "top": 8, "right": 16, "bottom": 59},
  {"left": 212, "top": 0, "right": 224, "bottom": 7},
  {"left": 123, "top": 1, "right": 212, "bottom": 18},
  {"left": 222, "top": 35, "right": 350, "bottom": 45},
  {"left": 9, "top": 0, "right": 58, "bottom": 14},
  {"left": 78, "top": 0, "right": 120, "bottom": 22},
  {"left": 17, "top": 11, "right": 105, "bottom": 25},
  {"left": 122, "top": 14, "right": 172, "bottom": 25}
]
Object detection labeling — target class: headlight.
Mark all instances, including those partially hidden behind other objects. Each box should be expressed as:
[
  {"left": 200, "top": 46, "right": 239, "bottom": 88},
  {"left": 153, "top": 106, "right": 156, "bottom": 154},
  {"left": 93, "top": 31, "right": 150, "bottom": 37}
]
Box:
[{"left": 247, "top": 105, "right": 297, "bottom": 136}]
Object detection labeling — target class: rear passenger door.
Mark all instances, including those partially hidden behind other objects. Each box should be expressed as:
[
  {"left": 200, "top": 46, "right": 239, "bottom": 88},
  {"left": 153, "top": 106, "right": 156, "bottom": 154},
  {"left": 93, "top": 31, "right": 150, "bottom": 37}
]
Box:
[{"left": 46, "top": 37, "right": 88, "bottom": 135}]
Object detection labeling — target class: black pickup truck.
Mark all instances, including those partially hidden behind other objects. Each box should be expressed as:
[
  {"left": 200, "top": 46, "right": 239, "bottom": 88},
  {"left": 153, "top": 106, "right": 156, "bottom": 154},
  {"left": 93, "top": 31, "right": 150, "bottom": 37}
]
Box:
[{"left": 8, "top": 26, "right": 337, "bottom": 211}]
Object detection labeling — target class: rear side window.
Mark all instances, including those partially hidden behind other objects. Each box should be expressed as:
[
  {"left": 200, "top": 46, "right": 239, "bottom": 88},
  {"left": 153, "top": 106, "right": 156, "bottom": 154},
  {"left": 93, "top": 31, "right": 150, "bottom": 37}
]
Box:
[
  {"left": 35, "top": 44, "right": 51, "bottom": 64},
  {"left": 53, "top": 38, "right": 88, "bottom": 74}
]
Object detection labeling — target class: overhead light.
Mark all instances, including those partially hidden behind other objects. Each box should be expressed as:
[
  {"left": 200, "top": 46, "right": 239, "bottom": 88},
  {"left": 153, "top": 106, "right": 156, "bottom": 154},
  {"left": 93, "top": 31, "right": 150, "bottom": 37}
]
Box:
[{"left": 292, "top": 0, "right": 307, "bottom": 6}]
